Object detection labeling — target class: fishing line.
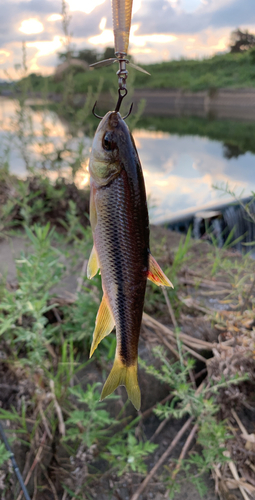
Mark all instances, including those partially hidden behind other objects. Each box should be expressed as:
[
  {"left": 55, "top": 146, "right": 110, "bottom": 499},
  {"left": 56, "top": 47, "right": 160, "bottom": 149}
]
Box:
[{"left": 0, "top": 421, "right": 31, "bottom": 500}]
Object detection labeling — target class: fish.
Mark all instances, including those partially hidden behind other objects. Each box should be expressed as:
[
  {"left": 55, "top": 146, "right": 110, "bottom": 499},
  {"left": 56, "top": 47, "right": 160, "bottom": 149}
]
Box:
[{"left": 87, "top": 110, "right": 173, "bottom": 411}]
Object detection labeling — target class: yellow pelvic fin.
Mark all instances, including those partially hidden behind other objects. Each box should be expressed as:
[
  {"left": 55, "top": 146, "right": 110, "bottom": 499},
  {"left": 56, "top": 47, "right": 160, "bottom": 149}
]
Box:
[
  {"left": 87, "top": 245, "right": 100, "bottom": 279},
  {"left": 100, "top": 356, "right": 141, "bottom": 411},
  {"left": 89, "top": 295, "right": 115, "bottom": 358},
  {"left": 147, "top": 253, "right": 174, "bottom": 288}
]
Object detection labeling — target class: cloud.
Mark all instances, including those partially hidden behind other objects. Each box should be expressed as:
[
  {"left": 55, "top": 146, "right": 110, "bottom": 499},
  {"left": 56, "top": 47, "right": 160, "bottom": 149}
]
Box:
[
  {"left": 0, "top": 1, "right": 61, "bottom": 48},
  {"left": 48, "top": 14, "right": 62, "bottom": 22},
  {"left": 1, "top": 0, "right": 255, "bottom": 77},
  {"left": 133, "top": 0, "right": 255, "bottom": 36},
  {"left": 19, "top": 18, "right": 44, "bottom": 35},
  {"left": 210, "top": 0, "right": 255, "bottom": 28},
  {"left": 67, "top": 0, "right": 106, "bottom": 15}
]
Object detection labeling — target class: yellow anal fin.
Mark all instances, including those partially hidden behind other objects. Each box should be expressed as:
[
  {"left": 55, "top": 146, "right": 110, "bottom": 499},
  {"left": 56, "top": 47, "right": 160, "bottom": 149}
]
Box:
[
  {"left": 90, "top": 295, "right": 115, "bottom": 358},
  {"left": 147, "top": 253, "right": 174, "bottom": 288},
  {"left": 87, "top": 245, "right": 99, "bottom": 279},
  {"left": 100, "top": 356, "right": 141, "bottom": 411}
]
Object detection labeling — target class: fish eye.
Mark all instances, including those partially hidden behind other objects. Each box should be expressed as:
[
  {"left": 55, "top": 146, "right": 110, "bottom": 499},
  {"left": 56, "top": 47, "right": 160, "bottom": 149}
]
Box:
[{"left": 103, "top": 132, "right": 116, "bottom": 151}]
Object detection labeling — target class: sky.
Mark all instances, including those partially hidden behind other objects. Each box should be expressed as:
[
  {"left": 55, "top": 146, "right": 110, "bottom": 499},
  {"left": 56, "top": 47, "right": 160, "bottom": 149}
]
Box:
[{"left": 0, "top": 0, "right": 255, "bottom": 79}]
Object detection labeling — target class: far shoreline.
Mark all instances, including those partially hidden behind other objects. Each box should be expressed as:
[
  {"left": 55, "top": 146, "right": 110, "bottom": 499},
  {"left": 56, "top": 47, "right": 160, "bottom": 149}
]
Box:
[{"left": 1, "top": 87, "right": 255, "bottom": 121}]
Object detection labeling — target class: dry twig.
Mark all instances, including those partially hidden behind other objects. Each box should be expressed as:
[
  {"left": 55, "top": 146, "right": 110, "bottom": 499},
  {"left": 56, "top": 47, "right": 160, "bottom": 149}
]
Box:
[
  {"left": 143, "top": 313, "right": 214, "bottom": 350},
  {"left": 130, "top": 416, "right": 194, "bottom": 500},
  {"left": 150, "top": 416, "right": 171, "bottom": 442},
  {"left": 162, "top": 288, "right": 178, "bottom": 329},
  {"left": 16, "top": 431, "right": 47, "bottom": 500},
  {"left": 40, "top": 464, "right": 58, "bottom": 500},
  {"left": 38, "top": 401, "right": 53, "bottom": 440},
  {"left": 224, "top": 451, "right": 252, "bottom": 500},
  {"left": 171, "top": 423, "right": 198, "bottom": 480},
  {"left": 76, "top": 258, "right": 88, "bottom": 295},
  {"left": 141, "top": 394, "right": 173, "bottom": 420},
  {"left": 49, "top": 380, "right": 65, "bottom": 436}
]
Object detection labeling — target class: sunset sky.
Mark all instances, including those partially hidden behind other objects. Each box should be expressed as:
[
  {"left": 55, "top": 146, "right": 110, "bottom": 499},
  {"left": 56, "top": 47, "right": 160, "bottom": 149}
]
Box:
[{"left": 0, "top": 0, "right": 254, "bottom": 79}]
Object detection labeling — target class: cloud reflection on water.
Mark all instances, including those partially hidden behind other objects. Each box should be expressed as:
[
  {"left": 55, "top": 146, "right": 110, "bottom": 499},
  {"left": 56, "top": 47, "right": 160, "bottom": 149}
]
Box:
[
  {"left": 133, "top": 129, "right": 255, "bottom": 222},
  {"left": 1, "top": 98, "right": 255, "bottom": 224}
]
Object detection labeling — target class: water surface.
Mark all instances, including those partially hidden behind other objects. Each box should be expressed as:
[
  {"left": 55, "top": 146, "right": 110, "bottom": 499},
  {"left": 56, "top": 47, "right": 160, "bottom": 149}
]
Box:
[
  {"left": 1, "top": 97, "right": 255, "bottom": 224},
  {"left": 134, "top": 129, "right": 255, "bottom": 222}
]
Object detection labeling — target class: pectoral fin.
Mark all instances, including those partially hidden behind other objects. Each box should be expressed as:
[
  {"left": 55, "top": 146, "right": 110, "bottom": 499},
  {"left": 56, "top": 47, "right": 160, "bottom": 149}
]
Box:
[
  {"left": 147, "top": 253, "right": 174, "bottom": 288},
  {"left": 90, "top": 295, "right": 115, "bottom": 358},
  {"left": 87, "top": 245, "right": 99, "bottom": 279}
]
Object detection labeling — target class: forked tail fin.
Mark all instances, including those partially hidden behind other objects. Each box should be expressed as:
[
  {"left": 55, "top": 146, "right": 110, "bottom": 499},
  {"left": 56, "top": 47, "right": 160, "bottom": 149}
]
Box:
[{"left": 100, "top": 356, "right": 141, "bottom": 411}]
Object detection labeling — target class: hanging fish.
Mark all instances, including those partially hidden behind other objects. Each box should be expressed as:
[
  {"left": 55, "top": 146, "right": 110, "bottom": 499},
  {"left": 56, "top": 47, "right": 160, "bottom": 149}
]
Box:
[{"left": 87, "top": 111, "right": 173, "bottom": 411}]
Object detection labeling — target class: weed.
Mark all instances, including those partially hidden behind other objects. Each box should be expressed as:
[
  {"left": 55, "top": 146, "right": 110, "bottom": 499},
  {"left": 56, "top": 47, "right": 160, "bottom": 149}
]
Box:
[
  {"left": 65, "top": 383, "right": 114, "bottom": 448},
  {"left": 0, "top": 223, "right": 64, "bottom": 363},
  {"left": 0, "top": 441, "right": 11, "bottom": 467},
  {"left": 103, "top": 432, "right": 157, "bottom": 476},
  {"left": 213, "top": 182, "right": 255, "bottom": 225},
  {"left": 141, "top": 342, "right": 247, "bottom": 498},
  {"left": 170, "top": 226, "right": 192, "bottom": 279}
]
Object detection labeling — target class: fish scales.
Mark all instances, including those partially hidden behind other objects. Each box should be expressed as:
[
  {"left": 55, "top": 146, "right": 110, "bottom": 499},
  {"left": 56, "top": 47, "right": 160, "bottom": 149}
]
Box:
[
  {"left": 94, "top": 169, "right": 148, "bottom": 366},
  {"left": 87, "top": 111, "right": 173, "bottom": 410}
]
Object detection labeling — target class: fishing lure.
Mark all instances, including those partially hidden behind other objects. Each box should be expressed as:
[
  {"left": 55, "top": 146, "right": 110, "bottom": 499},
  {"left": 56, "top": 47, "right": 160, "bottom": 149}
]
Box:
[{"left": 90, "top": 0, "right": 149, "bottom": 92}]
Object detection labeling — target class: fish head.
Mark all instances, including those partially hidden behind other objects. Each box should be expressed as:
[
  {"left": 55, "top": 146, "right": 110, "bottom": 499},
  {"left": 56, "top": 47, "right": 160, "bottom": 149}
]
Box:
[{"left": 89, "top": 111, "right": 129, "bottom": 187}]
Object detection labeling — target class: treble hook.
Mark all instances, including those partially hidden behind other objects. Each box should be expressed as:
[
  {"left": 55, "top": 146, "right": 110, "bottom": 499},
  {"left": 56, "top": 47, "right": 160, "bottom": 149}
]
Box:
[
  {"left": 92, "top": 101, "right": 103, "bottom": 120},
  {"left": 92, "top": 88, "right": 133, "bottom": 120}
]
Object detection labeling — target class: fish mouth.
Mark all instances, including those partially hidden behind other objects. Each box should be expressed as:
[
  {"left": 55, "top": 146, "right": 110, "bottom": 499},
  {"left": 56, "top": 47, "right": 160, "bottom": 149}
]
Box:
[
  {"left": 108, "top": 112, "right": 120, "bottom": 128},
  {"left": 97, "top": 111, "right": 121, "bottom": 133}
]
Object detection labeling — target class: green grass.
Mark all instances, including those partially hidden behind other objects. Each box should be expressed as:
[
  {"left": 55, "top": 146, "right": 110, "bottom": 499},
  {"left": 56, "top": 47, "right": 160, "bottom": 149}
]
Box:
[
  {"left": 135, "top": 50, "right": 255, "bottom": 91},
  {"left": 15, "top": 50, "right": 255, "bottom": 95}
]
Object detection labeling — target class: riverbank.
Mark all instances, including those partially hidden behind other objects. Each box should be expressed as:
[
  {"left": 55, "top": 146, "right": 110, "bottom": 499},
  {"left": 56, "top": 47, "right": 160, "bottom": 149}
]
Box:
[
  {"left": 6, "top": 50, "right": 255, "bottom": 96},
  {"left": 0, "top": 173, "right": 254, "bottom": 499},
  {"left": 3, "top": 86, "right": 255, "bottom": 122},
  {"left": 100, "top": 87, "right": 255, "bottom": 121}
]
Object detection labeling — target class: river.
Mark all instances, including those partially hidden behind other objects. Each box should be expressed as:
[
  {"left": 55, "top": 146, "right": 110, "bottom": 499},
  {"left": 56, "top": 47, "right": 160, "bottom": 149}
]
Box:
[{"left": 1, "top": 96, "right": 255, "bottom": 224}]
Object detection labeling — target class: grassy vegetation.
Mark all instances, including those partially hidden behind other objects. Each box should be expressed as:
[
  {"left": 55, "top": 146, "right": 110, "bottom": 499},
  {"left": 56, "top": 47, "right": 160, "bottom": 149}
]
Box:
[
  {"left": 0, "top": 170, "right": 255, "bottom": 499},
  {"left": 13, "top": 49, "right": 255, "bottom": 96},
  {"left": 135, "top": 50, "right": 255, "bottom": 91}
]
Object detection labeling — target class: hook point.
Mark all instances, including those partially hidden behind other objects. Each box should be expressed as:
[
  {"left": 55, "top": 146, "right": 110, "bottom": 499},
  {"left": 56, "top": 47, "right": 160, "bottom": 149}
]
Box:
[
  {"left": 92, "top": 101, "right": 103, "bottom": 119},
  {"left": 123, "top": 102, "right": 133, "bottom": 120}
]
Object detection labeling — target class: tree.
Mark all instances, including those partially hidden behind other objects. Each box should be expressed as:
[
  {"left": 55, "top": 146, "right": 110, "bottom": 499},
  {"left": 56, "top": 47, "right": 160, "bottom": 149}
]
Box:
[
  {"left": 76, "top": 49, "right": 99, "bottom": 64},
  {"left": 57, "top": 49, "right": 99, "bottom": 64},
  {"left": 103, "top": 47, "right": 115, "bottom": 59},
  {"left": 230, "top": 29, "right": 255, "bottom": 53}
]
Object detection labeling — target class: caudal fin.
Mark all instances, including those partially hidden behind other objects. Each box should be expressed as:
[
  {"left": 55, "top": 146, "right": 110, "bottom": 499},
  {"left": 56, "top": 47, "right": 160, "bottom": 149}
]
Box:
[{"left": 100, "top": 356, "right": 141, "bottom": 411}]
